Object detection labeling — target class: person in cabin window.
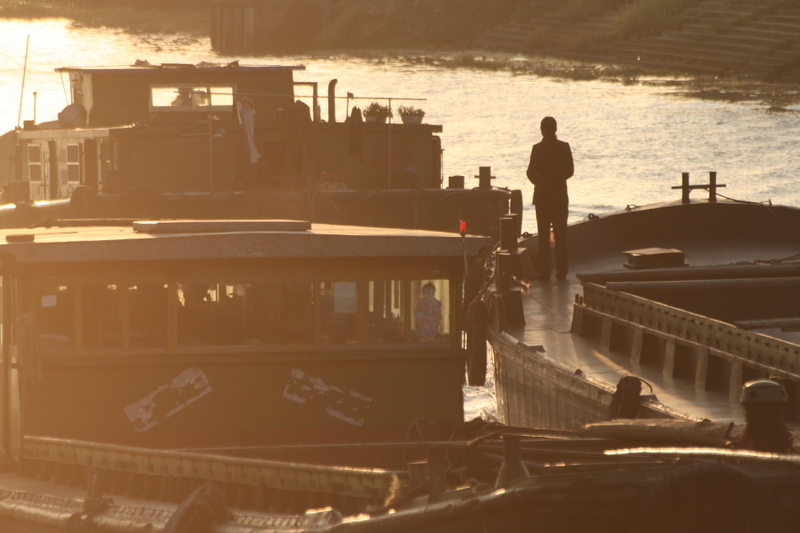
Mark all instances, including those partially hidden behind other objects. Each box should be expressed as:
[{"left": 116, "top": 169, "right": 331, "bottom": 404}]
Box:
[
  {"left": 415, "top": 282, "right": 442, "bottom": 339},
  {"left": 171, "top": 87, "right": 193, "bottom": 107},
  {"left": 526, "top": 116, "right": 574, "bottom": 281}
]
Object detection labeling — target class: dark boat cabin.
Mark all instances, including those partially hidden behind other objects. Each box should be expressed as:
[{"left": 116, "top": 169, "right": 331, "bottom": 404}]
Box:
[
  {"left": 0, "top": 62, "right": 444, "bottom": 202},
  {"left": 0, "top": 220, "right": 490, "bottom": 459},
  {"left": 0, "top": 62, "right": 517, "bottom": 238}
]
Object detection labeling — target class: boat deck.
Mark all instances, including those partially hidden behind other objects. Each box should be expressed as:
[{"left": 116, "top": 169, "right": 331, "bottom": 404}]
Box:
[{"left": 504, "top": 231, "right": 800, "bottom": 426}]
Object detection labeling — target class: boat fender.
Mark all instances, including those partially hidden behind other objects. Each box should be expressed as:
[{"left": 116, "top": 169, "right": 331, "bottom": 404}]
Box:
[
  {"left": 461, "top": 248, "right": 491, "bottom": 322},
  {"left": 632, "top": 463, "right": 787, "bottom": 533},
  {"left": 164, "top": 482, "right": 230, "bottom": 533},
  {"left": 466, "top": 300, "right": 488, "bottom": 387}
]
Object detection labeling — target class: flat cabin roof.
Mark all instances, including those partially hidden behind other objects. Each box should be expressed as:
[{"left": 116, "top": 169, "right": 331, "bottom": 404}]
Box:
[
  {"left": 0, "top": 220, "right": 492, "bottom": 265},
  {"left": 55, "top": 63, "right": 306, "bottom": 75}
]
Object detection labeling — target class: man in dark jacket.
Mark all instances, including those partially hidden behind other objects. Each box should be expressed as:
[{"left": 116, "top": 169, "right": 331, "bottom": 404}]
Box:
[{"left": 526, "top": 116, "right": 574, "bottom": 280}]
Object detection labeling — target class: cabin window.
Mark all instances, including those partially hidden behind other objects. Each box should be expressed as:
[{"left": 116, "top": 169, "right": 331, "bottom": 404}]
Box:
[
  {"left": 35, "top": 285, "right": 74, "bottom": 354},
  {"left": 368, "top": 280, "right": 405, "bottom": 343},
  {"left": 411, "top": 279, "right": 450, "bottom": 342},
  {"left": 239, "top": 281, "right": 312, "bottom": 345},
  {"left": 82, "top": 285, "right": 123, "bottom": 348},
  {"left": 28, "top": 144, "right": 43, "bottom": 182},
  {"left": 319, "top": 281, "right": 359, "bottom": 344},
  {"left": 150, "top": 85, "right": 235, "bottom": 112},
  {"left": 100, "top": 140, "right": 116, "bottom": 172},
  {"left": 177, "top": 281, "right": 313, "bottom": 346},
  {"left": 177, "top": 283, "right": 228, "bottom": 346},
  {"left": 28, "top": 272, "right": 455, "bottom": 355},
  {"left": 128, "top": 284, "right": 168, "bottom": 348},
  {"left": 67, "top": 144, "right": 81, "bottom": 183}
]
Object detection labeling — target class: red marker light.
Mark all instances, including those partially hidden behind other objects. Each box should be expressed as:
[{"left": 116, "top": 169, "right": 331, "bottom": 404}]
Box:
[{"left": 459, "top": 220, "right": 467, "bottom": 235}]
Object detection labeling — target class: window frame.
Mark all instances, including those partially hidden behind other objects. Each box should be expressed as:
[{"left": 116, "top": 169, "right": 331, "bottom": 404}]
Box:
[
  {"left": 22, "top": 266, "right": 460, "bottom": 357},
  {"left": 149, "top": 84, "right": 236, "bottom": 113},
  {"left": 27, "top": 144, "right": 43, "bottom": 182},
  {"left": 66, "top": 143, "right": 82, "bottom": 183}
]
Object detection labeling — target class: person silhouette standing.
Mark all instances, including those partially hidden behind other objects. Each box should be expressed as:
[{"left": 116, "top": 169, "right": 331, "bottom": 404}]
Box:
[{"left": 526, "top": 116, "right": 574, "bottom": 280}]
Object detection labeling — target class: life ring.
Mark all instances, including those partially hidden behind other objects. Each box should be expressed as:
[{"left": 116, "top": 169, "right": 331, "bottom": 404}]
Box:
[
  {"left": 466, "top": 301, "right": 488, "bottom": 387},
  {"left": 631, "top": 463, "right": 786, "bottom": 533}
]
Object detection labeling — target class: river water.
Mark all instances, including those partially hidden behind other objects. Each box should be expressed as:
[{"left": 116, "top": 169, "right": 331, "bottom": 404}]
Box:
[{"left": 2, "top": 18, "right": 799, "bottom": 420}]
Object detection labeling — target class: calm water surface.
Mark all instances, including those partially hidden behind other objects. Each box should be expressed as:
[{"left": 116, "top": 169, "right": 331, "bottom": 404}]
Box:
[{"left": 3, "top": 19, "right": 799, "bottom": 419}]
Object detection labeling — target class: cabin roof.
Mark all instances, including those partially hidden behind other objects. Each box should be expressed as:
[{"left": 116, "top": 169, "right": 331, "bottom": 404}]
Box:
[
  {"left": 0, "top": 220, "right": 492, "bottom": 264},
  {"left": 55, "top": 63, "right": 306, "bottom": 76}
]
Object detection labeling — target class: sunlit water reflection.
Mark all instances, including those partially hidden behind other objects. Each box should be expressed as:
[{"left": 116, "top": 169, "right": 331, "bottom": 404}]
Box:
[{"left": 3, "top": 19, "right": 799, "bottom": 420}]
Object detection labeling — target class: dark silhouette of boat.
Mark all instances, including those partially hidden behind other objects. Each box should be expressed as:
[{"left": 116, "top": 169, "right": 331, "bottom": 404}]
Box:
[{"left": 0, "top": 61, "right": 518, "bottom": 235}]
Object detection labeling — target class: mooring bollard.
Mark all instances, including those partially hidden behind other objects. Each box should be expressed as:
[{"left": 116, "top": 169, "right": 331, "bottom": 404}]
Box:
[
  {"left": 709, "top": 171, "right": 717, "bottom": 202},
  {"left": 476, "top": 166, "right": 494, "bottom": 190},
  {"left": 681, "top": 172, "right": 691, "bottom": 204}
]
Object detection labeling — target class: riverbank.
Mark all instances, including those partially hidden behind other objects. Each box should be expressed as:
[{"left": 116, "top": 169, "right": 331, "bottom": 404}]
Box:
[
  {"left": 0, "top": 0, "right": 209, "bottom": 35},
  {"left": 2, "top": 0, "right": 799, "bottom": 108}
]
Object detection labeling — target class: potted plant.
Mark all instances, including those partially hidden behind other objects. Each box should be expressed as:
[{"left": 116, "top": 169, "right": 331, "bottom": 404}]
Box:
[
  {"left": 362, "top": 102, "right": 393, "bottom": 123},
  {"left": 398, "top": 105, "right": 425, "bottom": 124}
]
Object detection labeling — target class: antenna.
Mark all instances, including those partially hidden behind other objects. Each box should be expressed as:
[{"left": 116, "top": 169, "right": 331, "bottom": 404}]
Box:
[{"left": 17, "top": 34, "right": 30, "bottom": 129}]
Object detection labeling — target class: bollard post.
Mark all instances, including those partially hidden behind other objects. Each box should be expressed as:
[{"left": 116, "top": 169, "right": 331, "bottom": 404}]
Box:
[
  {"left": 495, "top": 434, "right": 529, "bottom": 488},
  {"left": 709, "top": 171, "right": 717, "bottom": 202},
  {"left": 477, "top": 167, "right": 493, "bottom": 190},
  {"left": 681, "top": 172, "right": 690, "bottom": 204}
]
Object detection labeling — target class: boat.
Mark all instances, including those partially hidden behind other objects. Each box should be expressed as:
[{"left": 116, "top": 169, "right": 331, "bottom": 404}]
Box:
[
  {"left": 0, "top": 215, "right": 796, "bottom": 531},
  {"left": 0, "top": 61, "right": 518, "bottom": 235},
  {"left": 0, "top": 217, "right": 484, "bottom": 530},
  {"left": 485, "top": 173, "right": 800, "bottom": 435}
]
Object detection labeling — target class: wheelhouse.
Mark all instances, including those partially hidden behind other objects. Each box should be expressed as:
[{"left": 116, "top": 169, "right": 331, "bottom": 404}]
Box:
[{"left": 0, "top": 220, "right": 491, "bottom": 459}]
